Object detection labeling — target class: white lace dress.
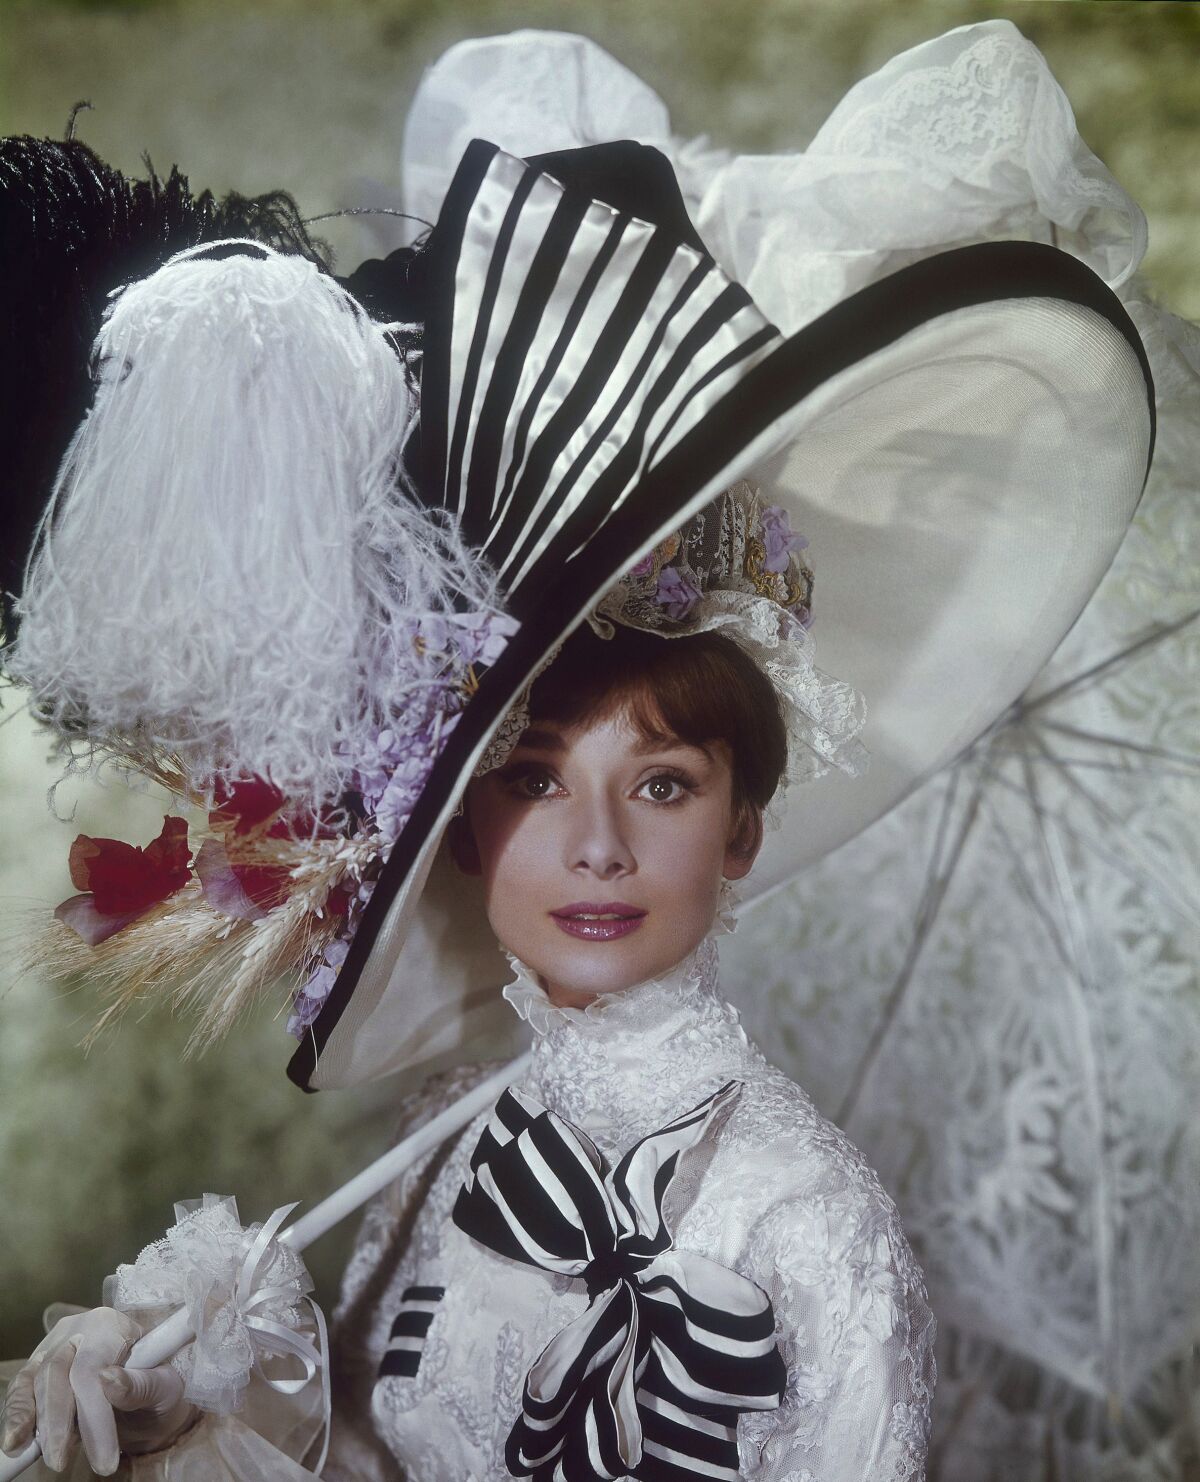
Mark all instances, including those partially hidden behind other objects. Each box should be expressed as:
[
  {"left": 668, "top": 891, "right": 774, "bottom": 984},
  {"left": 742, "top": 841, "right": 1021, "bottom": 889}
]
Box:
[
  {"left": 5, "top": 931, "right": 931, "bottom": 1481},
  {"left": 319, "top": 930, "right": 936, "bottom": 1481}
]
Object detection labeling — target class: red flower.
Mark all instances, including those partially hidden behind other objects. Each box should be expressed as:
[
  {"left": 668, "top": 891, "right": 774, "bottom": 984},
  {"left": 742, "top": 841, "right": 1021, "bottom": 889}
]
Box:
[
  {"left": 207, "top": 779, "right": 294, "bottom": 912},
  {"left": 68, "top": 815, "right": 191, "bottom": 914},
  {"left": 324, "top": 885, "right": 352, "bottom": 917},
  {"left": 209, "top": 778, "right": 289, "bottom": 837},
  {"left": 205, "top": 778, "right": 341, "bottom": 915},
  {"left": 57, "top": 815, "right": 192, "bottom": 945}
]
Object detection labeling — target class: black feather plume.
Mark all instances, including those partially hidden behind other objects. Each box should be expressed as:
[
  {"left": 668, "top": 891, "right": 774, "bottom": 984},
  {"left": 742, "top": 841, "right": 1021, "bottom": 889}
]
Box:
[{"left": 0, "top": 134, "right": 328, "bottom": 647}]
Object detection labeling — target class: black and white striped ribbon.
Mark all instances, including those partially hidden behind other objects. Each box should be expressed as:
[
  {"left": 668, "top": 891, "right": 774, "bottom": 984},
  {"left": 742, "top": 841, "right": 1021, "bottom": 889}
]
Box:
[
  {"left": 420, "top": 140, "right": 783, "bottom": 616},
  {"left": 378, "top": 1284, "right": 445, "bottom": 1379},
  {"left": 453, "top": 1081, "right": 785, "bottom": 1480}
]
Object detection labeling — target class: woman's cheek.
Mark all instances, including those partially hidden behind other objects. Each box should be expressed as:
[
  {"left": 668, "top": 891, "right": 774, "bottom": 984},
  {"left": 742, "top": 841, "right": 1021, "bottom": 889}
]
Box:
[
  {"left": 480, "top": 811, "right": 555, "bottom": 917},
  {"left": 637, "top": 807, "right": 725, "bottom": 907}
]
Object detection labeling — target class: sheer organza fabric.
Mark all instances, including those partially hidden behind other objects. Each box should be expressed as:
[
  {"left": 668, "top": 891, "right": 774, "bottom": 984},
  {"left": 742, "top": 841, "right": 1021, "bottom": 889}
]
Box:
[{"left": 400, "top": 19, "right": 1147, "bottom": 330}]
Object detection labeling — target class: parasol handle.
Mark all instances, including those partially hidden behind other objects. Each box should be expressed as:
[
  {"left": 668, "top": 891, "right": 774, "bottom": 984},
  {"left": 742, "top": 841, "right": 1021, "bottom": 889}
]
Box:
[{"left": 0, "top": 1051, "right": 531, "bottom": 1482}]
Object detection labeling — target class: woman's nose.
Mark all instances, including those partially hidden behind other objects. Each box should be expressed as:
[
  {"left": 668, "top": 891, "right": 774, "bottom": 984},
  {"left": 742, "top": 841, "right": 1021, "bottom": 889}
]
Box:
[{"left": 564, "top": 795, "right": 636, "bottom": 878}]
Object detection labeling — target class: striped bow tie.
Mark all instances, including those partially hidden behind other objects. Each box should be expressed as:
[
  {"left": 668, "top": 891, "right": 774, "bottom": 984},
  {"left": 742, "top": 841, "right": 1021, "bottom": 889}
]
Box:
[{"left": 453, "top": 1080, "right": 786, "bottom": 1481}]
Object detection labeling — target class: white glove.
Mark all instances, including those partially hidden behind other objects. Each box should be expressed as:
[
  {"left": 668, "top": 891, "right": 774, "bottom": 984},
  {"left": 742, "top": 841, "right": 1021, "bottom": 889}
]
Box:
[{"left": 0, "top": 1305, "right": 199, "bottom": 1476}]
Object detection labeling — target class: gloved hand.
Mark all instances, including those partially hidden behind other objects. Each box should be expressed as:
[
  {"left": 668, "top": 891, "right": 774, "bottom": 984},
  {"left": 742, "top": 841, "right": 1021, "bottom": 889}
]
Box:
[{"left": 1, "top": 1305, "right": 200, "bottom": 1476}]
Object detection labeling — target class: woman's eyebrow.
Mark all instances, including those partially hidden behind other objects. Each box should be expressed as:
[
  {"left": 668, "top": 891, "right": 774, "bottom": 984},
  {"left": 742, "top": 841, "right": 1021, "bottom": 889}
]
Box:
[
  {"left": 631, "top": 736, "right": 714, "bottom": 763},
  {"left": 512, "top": 728, "right": 713, "bottom": 763},
  {"left": 513, "top": 727, "right": 565, "bottom": 753}
]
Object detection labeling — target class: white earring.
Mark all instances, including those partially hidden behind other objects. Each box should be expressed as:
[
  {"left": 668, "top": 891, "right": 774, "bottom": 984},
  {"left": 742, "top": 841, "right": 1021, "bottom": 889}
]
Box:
[{"left": 716, "top": 877, "right": 742, "bottom": 936}]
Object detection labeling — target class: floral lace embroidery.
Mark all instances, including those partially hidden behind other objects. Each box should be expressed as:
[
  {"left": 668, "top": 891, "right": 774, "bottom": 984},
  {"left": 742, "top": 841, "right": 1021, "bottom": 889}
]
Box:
[{"left": 813, "top": 25, "right": 1144, "bottom": 287}]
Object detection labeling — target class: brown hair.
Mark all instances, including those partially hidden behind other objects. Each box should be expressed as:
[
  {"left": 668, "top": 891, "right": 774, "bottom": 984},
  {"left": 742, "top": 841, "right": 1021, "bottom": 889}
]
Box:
[{"left": 523, "top": 622, "right": 788, "bottom": 859}]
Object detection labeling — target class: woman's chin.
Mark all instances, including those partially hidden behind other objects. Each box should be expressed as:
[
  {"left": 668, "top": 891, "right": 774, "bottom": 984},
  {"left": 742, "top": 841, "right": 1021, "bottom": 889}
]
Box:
[{"left": 522, "top": 921, "right": 707, "bottom": 1003}]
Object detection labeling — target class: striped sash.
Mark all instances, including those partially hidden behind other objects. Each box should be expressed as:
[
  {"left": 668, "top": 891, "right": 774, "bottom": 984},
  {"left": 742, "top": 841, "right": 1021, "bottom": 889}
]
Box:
[
  {"left": 453, "top": 1082, "right": 785, "bottom": 1481},
  {"left": 379, "top": 1284, "right": 445, "bottom": 1378}
]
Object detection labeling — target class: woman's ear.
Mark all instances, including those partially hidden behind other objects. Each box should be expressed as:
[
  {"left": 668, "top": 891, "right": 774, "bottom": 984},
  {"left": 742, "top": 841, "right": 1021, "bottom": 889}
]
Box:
[
  {"left": 722, "top": 803, "right": 764, "bottom": 881},
  {"left": 446, "top": 802, "right": 482, "bottom": 877}
]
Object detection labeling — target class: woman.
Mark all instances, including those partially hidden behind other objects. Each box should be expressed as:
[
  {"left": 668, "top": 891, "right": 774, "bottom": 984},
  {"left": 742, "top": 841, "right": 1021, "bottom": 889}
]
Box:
[
  {"left": 0, "top": 20, "right": 1157, "bottom": 1482},
  {"left": 325, "top": 618, "right": 936, "bottom": 1480}
]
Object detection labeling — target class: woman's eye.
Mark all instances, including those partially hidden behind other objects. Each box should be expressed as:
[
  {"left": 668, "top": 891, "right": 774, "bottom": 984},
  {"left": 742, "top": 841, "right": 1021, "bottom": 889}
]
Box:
[
  {"left": 505, "top": 766, "right": 558, "bottom": 799},
  {"left": 639, "top": 773, "right": 689, "bottom": 804}
]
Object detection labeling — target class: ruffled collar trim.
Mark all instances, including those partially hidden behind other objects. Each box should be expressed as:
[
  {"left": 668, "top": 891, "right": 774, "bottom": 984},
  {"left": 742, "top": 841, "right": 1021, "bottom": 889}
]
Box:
[
  {"left": 500, "top": 932, "right": 719, "bottom": 1038},
  {"left": 498, "top": 920, "right": 757, "bottom": 1152}
]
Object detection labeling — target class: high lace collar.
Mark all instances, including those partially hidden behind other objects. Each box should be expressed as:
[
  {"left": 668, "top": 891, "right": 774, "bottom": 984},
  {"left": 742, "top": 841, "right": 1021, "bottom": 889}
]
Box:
[
  {"left": 499, "top": 925, "right": 759, "bottom": 1152},
  {"left": 500, "top": 931, "right": 719, "bottom": 1037}
]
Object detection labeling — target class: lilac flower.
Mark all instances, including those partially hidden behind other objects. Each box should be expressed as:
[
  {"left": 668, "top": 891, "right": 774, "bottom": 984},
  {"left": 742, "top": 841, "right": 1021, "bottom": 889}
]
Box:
[
  {"left": 759, "top": 504, "right": 809, "bottom": 574},
  {"left": 351, "top": 667, "right": 468, "bottom": 815},
  {"left": 414, "top": 613, "right": 450, "bottom": 656},
  {"left": 286, "top": 992, "right": 325, "bottom": 1039},
  {"left": 193, "top": 837, "right": 266, "bottom": 921},
  {"left": 287, "top": 920, "right": 369, "bottom": 1039},
  {"left": 287, "top": 607, "right": 519, "bottom": 1041},
  {"left": 629, "top": 552, "right": 655, "bottom": 579},
  {"left": 288, "top": 969, "right": 336, "bottom": 1036},
  {"left": 654, "top": 566, "right": 702, "bottom": 620},
  {"left": 324, "top": 938, "right": 351, "bottom": 969},
  {"left": 408, "top": 610, "right": 519, "bottom": 671},
  {"left": 440, "top": 611, "right": 521, "bottom": 668},
  {"left": 373, "top": 716, "right": 462, "bottom": 844},
  {"left": 286, "top": 937, "right": 352, "bottom": 1037}
]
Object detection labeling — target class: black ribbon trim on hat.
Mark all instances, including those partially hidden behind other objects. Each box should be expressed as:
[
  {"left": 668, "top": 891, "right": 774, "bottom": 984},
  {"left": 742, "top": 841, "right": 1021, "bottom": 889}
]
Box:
[
  {"left": 287, "top": 137, "right": 1155, "bottom": 1091},
  {"left": 451, "top": 1080, "right": 786, "bottom": 1481}
]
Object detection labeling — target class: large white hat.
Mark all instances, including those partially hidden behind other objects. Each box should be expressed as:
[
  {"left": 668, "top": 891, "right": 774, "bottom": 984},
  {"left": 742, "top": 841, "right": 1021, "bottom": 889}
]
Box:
[
  {"left": 1, "top": 40, "right": 1154, "bottom": 1096},
  {"left": 289, "top": 132, "right": 1151, "bottom": 1091}
]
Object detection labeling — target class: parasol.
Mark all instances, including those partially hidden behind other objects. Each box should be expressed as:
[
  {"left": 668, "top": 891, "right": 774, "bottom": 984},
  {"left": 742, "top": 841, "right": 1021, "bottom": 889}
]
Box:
[{"left": 721, "top": 306, "right": 1200, "bottom": 1477}]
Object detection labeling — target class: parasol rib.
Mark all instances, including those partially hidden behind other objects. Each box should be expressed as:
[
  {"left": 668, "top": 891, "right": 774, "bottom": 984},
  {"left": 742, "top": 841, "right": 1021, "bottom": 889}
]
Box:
[
  {"left": 1017, "top": 749, "right": 1120, "bottom": 1402},
  {"left": 1013, "top": 607, "right": 1200, "bottom": 721},
  {"left": 836, "top": 764, "right": 983, "bottom": 1129},
  {"left": 1037, "top": 718, "right": 1200, "bottom": 774},
  {"left": 978, "top": 761, "right": 1200, "bottom": 936}
]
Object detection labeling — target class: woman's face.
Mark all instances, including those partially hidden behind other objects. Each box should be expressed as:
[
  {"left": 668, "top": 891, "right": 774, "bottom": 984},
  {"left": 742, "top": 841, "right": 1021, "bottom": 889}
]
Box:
[{"left": 449, "top": 709, "right": 761, "bottom": 1005}]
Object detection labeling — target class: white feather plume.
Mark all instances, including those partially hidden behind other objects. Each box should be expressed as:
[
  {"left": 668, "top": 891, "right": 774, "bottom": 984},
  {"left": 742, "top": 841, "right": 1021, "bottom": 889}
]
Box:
[{"left": 11, "top": 241, "right": 504, "bottom": 810}]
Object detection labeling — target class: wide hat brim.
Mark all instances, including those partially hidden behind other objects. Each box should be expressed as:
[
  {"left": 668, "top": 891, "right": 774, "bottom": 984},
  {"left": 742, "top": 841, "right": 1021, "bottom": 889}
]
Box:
[{"left": 288, "top": 139, "right": 1153, "bottom": 1092}]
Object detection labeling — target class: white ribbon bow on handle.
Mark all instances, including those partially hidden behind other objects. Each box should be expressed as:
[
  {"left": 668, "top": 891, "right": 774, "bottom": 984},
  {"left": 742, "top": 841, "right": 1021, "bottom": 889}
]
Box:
[
  {"left": 104, "top": 1194, "right": 331, "bottom": 1473},
  {"left": 0, "top": 1054, "right": 531, "bottom": 1482}
]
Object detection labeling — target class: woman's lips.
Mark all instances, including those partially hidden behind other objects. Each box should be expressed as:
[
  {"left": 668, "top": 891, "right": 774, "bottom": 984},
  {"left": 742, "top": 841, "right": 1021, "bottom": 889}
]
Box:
[{"left": 550, "top": 903, "right": 647, "bottom": 942}]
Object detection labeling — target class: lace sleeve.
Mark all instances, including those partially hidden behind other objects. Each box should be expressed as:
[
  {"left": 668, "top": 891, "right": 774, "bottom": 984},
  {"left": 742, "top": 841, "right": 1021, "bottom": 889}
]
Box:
[
  {"left": 739, "top": 1190, "right": 937, "bottom": 1482},
  {"left": 311, "top": 1060, "right": 508, "bottom": 1479}
]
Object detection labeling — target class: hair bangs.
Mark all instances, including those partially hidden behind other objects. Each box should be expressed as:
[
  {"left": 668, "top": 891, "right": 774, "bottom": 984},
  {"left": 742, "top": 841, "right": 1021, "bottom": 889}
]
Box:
[{"left": 526, "top": 624, "right": 788, "bottom": 824}]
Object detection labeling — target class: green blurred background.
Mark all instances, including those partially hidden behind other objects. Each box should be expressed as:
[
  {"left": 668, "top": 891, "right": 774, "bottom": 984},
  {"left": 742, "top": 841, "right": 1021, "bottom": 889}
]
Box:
[{"left": 1, "top": 0, "right": 1197, "bottom": 1360}]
